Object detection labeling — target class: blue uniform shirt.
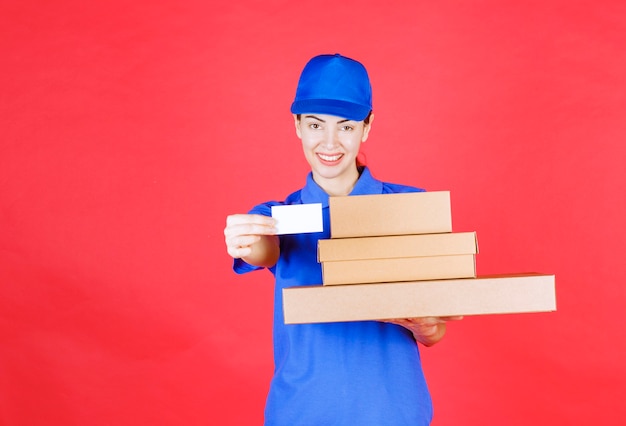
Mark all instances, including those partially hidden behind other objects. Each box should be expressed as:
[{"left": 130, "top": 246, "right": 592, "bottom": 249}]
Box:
[{"left": 234, "top": 167, "right": 433, "bottom": 426}]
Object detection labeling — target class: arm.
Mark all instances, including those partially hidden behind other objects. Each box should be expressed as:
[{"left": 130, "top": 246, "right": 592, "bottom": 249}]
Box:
[{"left": 224, "top": 214, "right": 280, "bottom": 268}]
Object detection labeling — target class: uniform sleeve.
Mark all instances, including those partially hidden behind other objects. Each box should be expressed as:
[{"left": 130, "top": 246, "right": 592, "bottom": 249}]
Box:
[{"left": 233, "top": 258, "right": 263, "bottom": 274}]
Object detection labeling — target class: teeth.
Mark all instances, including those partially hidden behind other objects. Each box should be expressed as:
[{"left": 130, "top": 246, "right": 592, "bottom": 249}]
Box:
[{"left": 319, "top": 153, "right": 342, "bottom": 161}]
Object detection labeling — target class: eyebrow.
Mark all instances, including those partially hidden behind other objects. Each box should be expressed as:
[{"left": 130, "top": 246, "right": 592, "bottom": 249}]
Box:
[{"left": 304, "top": 115, "right": 351, "bottom": 124}]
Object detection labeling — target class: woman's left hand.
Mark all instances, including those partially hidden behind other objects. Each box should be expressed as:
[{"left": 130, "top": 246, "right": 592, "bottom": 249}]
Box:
[{"left": 382, "top": 316, "right": 463, "bottom": 347}]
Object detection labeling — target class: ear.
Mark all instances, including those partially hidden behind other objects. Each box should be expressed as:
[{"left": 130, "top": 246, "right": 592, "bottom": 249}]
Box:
[
  {"left": 361, "top": 113, "right": 374, "bottom": 142},
  {"left": 293, "top": 114, "right": 302, "bottom": 139}
]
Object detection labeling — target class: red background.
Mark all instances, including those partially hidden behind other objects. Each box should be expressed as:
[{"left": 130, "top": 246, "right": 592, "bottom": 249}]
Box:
[{"left": 2, "top": 1, "right": 625, "bottom": 425}]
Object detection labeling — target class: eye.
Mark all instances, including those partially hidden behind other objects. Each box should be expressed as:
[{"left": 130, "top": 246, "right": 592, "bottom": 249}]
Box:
[
  {"left": 308, "top": 123, "right": 321, "bottom": 130},
  {"left": 340, "top": 125, "right": 354, "bottom": 132}
]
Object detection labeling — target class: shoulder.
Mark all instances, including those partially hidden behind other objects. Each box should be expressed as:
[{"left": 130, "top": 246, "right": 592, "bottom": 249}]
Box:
[
  {"left": 357, "top": 167, "right": 426, "bottom": 195},
  {"left": 380, "top": 181, "right": 426, "bottom": 194}
]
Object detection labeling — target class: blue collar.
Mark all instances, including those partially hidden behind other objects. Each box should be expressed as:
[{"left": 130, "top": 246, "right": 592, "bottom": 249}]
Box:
[{"left": 300, "top": 167, "right": 384, "bottom": 207}]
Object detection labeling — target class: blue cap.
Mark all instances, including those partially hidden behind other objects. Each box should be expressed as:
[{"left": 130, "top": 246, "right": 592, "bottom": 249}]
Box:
[{"left": 290, "top": 54, "right": 372, "bottom": 121}]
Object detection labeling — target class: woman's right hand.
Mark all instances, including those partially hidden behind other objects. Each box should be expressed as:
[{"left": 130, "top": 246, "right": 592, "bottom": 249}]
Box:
[{"left": 224, "top": 214, "right": 278, "bottom": 264}]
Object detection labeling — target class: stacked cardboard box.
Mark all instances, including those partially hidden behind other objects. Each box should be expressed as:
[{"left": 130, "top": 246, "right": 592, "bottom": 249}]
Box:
[
  {"left": 283, "top": 274, "right": 557, "bottom": 324},
  {"left": 319, "top": 191, "right": 477, "bottom": 285},
  {"left": 283, "top": 191, "right": 556, "bottom": 324}
]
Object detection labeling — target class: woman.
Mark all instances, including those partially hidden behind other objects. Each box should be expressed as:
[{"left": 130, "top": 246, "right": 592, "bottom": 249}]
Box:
[{"left": 224, "top": 53, "right": 460, "bottom": 425}]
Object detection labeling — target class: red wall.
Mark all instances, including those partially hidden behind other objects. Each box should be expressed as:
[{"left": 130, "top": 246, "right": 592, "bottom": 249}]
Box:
[{"left": 2, "top": 1, "right": 625, "bottom": 424}]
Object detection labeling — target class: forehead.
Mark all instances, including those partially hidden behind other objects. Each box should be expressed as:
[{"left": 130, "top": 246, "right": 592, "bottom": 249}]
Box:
[{"left": 300, "top": 113, "right": 356, "bottom": 124}]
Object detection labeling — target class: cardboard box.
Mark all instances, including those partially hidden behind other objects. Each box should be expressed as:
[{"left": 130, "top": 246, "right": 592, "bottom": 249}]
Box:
[
  {"left": 322, "top": 254, "right": 476, "bottom": 285},
  {"left": 319, "top": 232, "right": 478, "bottom": 285},
  {"left": 329, "top": 191, "right": 452, "bottom": 238},
  {"left": 318, "top": 232, "right": 478, "bottom": 262},
  {"left": 283, "top": 274, "right": 556, "bottom": 324}
]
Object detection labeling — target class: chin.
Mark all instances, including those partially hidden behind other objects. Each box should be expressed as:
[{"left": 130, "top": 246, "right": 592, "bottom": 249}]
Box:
[{"left": 317, "top": 166, "right": 352, "bottom": 180}]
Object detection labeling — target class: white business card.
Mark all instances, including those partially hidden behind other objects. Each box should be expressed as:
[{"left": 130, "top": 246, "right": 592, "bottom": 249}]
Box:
[{"left": 271, "top": 203, "right": 323, "bottom": 235}]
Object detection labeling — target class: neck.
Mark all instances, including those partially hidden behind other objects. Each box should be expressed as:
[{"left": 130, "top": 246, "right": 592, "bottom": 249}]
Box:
[{"left": 313, "top": 167, "right": 360, "bottom": 196}]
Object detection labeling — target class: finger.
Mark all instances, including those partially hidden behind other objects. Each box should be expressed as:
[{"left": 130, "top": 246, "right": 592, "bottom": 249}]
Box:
[
  {"left": 400, "top": 317, "right": 445, "bottom": 327},
  {"left": 439, "top": 316, "right": 464, "bottom": 321},
  {"left": 226, "top": 234, "right": 261, "bottom": 249},
  {"left": 399, "top": 317, "right": 434, "bottom": 323},
  {"left": 226, "top": 214, "right": 277, "bottom": 227},
  {"left": 405, "top": 316, "right": 462, "bottom": 323},
  {"left": 224, "top": 222, "right": 277, "bottom": 238},
  {"left": 381, "top": 318, "right": 411, "bottom": 326},
  {"left": 227, "top": 245, "right": 252, "bottom": 259},
  {"left": 382, "top": 316, "right": 461, "bottom": 326}
]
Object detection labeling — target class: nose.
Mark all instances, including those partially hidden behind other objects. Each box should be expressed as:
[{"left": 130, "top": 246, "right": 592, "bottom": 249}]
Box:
[{"left": 321, "top": 127, "right": 340, "bottom": 149}]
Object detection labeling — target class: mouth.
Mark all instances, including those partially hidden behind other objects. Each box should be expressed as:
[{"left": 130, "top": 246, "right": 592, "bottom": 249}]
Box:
[{"left": 317, "top": 153, "right": 344, "bottom": 163}]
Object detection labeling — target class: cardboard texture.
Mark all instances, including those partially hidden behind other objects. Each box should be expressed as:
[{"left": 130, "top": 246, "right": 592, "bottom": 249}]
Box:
[
  {"left": 322, "top": 254, "right": 476, "bottom": 285},
  {"left": 283, "top": 274, "right": 556, "bottom": 324},
  {"left": 329, "top": 191, "right": 452, "bottom": 238},
  {"left": 318, "top": 232, "right": 478, "bottom": 262}
]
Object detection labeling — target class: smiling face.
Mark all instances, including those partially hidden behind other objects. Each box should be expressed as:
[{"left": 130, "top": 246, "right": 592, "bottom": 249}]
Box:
[{"left": 294, "top": 113, "right": 373, "bottom": 196}]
